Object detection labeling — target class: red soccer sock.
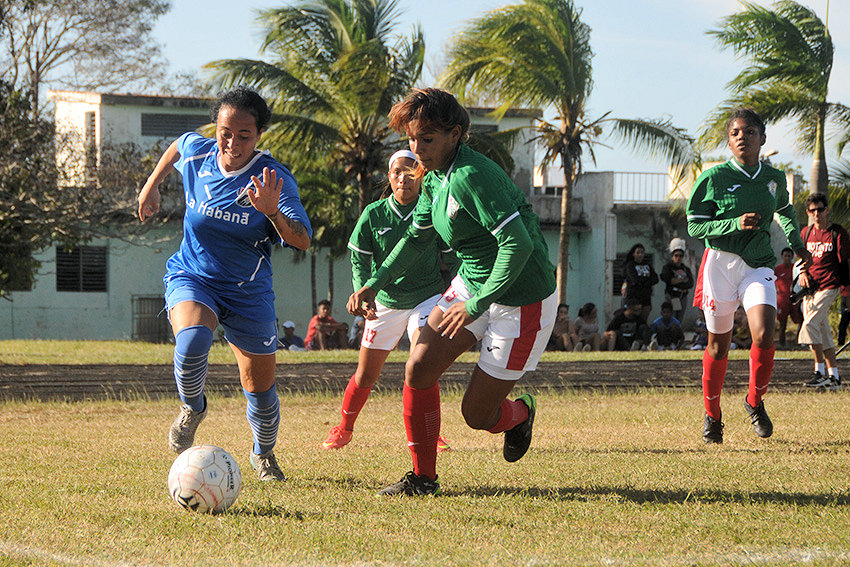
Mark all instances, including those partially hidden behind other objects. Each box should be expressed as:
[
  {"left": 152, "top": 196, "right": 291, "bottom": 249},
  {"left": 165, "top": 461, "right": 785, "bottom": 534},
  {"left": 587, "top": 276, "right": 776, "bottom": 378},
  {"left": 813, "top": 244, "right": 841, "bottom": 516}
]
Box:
[
  {"left": 748, "top": 344, "right": 775, "bottom": 408},
  {"left": 339, "top": 374, "right": 372, "bottom": 431},
  {"left": 702, "top": 350, "right": 727, "bottom": 420},
  {"left": 487, "top": 398, "right": 529, "bottom": 434},
  {"left": 402, "top": 383, "right": 441, "bottom": 480}
]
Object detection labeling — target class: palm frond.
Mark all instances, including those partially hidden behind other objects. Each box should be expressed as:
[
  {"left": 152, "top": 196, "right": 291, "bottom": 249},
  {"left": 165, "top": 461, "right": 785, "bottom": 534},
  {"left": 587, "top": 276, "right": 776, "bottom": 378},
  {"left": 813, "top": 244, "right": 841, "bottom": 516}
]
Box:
[{"left": 610, "top": 117, "right": 700, "bottom": 188}]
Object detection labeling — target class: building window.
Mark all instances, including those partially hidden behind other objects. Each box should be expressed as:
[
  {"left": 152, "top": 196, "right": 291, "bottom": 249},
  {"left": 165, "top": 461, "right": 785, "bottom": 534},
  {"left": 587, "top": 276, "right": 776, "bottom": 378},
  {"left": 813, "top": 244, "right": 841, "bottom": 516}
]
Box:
[
  {"left": 141, "top": 113, "right": 210, "bottom": 138},
  {"left": 132, "top": 295, "right": 171, "bottom": 342},
  {"left": 56, "top": 246, "right": 108, "bottom": 292}
]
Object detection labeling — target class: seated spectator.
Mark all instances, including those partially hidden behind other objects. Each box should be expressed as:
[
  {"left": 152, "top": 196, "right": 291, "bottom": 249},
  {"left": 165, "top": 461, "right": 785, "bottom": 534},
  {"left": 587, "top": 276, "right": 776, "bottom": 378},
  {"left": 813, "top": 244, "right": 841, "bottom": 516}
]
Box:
[
  {"left": 348, "top": 315, "right": 365, "bottom": 349},
  {"left": 304, "top": 299, "right": 348, "bottom": 350},
  {"left": 730, "top": 306, "right": 752, "bottom": 350},
  {"left": 689, "top": 310, "right": 708, "bottom": 350},
  {"left": 603, "top": 299, "right": 650, "bottom": 351},
  {"left": 573, "top": 302, "right": 602, "bottom": 351},
  {"left": 649, "top": 301, "right": 685, "bottom": 350},
  {"left": 278, "top": 320, "right": 306, "bottom": 351},
  {"left": 548, "top": 303, "right": 578, "bottom": 351}
]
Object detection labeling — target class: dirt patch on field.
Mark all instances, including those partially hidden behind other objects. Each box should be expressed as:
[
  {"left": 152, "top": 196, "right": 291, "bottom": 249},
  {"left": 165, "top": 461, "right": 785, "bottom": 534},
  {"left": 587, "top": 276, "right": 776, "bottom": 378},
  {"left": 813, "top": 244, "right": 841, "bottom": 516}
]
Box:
[{"left": 0, "top": 358, "right": 815, "bottom": 402}]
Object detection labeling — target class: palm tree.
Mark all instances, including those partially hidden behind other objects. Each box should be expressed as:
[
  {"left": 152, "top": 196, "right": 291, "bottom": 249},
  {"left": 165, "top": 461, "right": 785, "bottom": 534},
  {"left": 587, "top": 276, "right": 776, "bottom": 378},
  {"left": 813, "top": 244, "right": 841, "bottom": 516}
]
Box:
[
  {"left": 703, "top": 0, "right": 850, "bottom": 196},
  {"left": 440, "top": 0, "right": 696, "bottom": 302},
  {"left": 205, "top": 0, "right": 424, "bottom": 213}
]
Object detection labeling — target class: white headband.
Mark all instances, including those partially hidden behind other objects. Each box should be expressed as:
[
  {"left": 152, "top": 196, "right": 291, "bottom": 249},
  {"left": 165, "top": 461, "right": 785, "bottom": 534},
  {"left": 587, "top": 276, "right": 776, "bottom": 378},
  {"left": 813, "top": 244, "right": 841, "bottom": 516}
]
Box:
[{"left": 389, "top": 149, "right": 419, "bottom": 168}]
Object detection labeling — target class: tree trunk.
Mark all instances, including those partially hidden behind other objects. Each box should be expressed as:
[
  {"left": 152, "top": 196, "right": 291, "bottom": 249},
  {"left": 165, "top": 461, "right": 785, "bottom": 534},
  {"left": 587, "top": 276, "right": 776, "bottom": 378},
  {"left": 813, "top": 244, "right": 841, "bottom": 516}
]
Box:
[
  {"left": 327, "top": 253, "right": 334, "bottom": 308},
  {"left": 556, "top": 153, "right": 574, "bottom": 303},
  {"left": 357, "top": 170, "right": 371, "bottom": 214},
  {"left": 810, "top": 106, "right": 829, "bottom": 195},
  {"left": 310, "top": 251, "right": 317, "bottom": 315}
]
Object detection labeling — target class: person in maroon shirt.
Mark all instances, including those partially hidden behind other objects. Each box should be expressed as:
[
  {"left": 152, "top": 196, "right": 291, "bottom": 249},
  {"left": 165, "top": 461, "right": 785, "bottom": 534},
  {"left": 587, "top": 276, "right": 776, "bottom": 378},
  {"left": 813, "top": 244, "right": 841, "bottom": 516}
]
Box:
[
  {"left": 774, "top": 247, "right": 801, "bottom": 347},
  {"left": 798, "top": 194, "right": 850, "bottom": 390}
]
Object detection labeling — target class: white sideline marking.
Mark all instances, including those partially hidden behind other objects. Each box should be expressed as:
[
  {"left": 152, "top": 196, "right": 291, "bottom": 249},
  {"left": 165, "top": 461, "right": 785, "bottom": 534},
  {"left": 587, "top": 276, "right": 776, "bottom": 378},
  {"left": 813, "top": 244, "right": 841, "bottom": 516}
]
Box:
[
  {"left": 0, "top": 542, "right": 155, "bottom": 567},
  {"left": 600, "top": 548, "right": 850, "bottom": 565}
]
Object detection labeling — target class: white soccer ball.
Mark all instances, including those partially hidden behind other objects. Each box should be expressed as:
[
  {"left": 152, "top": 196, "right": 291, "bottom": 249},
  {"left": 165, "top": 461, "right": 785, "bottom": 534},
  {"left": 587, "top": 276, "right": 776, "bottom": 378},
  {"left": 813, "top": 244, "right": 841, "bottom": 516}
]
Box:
[{"left": 167, "top": 445, "right": 242, "bottom": 513}]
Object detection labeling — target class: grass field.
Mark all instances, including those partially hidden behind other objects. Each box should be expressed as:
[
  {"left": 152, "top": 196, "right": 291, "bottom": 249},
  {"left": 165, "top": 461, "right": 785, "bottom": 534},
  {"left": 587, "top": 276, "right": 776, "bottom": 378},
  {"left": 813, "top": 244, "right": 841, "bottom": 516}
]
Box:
[{"left": 1, "top": 386, "right": 848, "bottom": 566}]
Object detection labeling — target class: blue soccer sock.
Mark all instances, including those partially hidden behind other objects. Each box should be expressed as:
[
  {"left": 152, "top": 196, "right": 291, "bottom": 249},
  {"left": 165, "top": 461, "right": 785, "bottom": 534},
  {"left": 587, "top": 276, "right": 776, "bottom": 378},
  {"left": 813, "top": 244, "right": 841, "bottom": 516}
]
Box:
[
  {"left": 173, "top": 325, "right": 213, "bottom": 412},
  {"left": 244, "top": 384, "right": 280, "bottom": 455}
]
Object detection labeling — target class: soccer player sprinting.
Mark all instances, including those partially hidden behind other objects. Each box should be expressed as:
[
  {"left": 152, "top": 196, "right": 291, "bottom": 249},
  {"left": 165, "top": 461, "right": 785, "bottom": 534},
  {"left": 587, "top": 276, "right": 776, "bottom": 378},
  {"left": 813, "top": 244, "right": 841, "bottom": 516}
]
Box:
[
  {"left": 322, "top": 150, "right": 454, "bottom": 452},
  {"left": 349, "top": 88, "right": 557, "bottom": 496},
  {"left": 687, "top": 108, "right": 810, "bottom": 444},
  {"left": 138, "top": 88, "right": 312, "bottom": 480}
]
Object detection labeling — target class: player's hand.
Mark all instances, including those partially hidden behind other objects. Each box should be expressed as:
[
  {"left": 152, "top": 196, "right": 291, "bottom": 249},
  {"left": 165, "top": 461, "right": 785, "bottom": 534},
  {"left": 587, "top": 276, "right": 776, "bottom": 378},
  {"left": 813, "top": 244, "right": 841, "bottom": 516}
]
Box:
[
  {"left": 248, "top": 167, "right": 283, "bottom": 217},
  {"left": 739, "top": 212, "right": 761, "bottom": 230},
  {"left": 138, "top": 179, "right": 161, "bottom": 222},
  {"left": 438, "top": 301, "right": 474, "bottom": 339},
  {"left": 348, "top": 287, "right": 378, "bottom": 320}
]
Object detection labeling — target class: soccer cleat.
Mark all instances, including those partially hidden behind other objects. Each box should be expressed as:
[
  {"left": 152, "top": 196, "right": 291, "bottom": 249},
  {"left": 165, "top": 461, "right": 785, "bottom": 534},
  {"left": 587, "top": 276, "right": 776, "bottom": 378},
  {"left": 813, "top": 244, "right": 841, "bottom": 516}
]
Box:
[
  {"left": 437, "top": 434, "right": 451, "bottom": 453},
  {"left": 824, "top": 377, "right": 843, "bottom": 391},
  {"left": 377, "top": 471, "right": 441, "bottom": 496},
  {"left": 744, "top": 398, "right": 773, "bottom": 438},
  {"left": 322, "top": 426, "right": 353, "bottom": 450},
  {"left": 503, "top": 393, "right": 536, "bottom": 462},
  {"left": 703, "top": 414, "right": 723, "bottom": 444},
  {"left": 250, "top": 449, "right": 286, "bottom": 481},
  {"left": 805, "top": 372, "right": 831, "bottom": 388},
  {"left": 168, "top": 398, "right": 207, "bottom": 454}
]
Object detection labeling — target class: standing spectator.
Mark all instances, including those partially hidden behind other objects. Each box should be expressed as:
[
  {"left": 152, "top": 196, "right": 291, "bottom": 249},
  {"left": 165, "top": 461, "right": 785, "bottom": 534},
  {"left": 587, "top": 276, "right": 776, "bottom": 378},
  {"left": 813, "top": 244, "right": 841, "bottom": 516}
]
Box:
[
  {"left": 548, "top": 303, "right": 578, "bottom": 351},
  {"left": 603, "top": 299, "right": 650, "bottom": 351},
  {"left": 649, "top": 301, "right": 685, "bottom": 350},
  {"left": 687, "top": 107, "right": 809, "bottom": 444},
  {"left": 623, "top": 243, "right": 658, "bottom": 321},
  {"left": 137, "top": 87, "right": 312, "bottom": 481},
  {"left": 573, "top": 302, "right": 602, "bottom": 351},
  {"left": 798, "top": 193, "right": 850, "bottom": 390},
  {"left": 278, "top": 321, "right": 306, "bottom": 351},
  {"left": 305, "top": 299, "right": 348, "bottom": 350},
  {"left": 774, "top": 247, "right": 802, "bottom": 347},
  {"left": 660, "top": 238, "right": 694, "bottom": 323}
]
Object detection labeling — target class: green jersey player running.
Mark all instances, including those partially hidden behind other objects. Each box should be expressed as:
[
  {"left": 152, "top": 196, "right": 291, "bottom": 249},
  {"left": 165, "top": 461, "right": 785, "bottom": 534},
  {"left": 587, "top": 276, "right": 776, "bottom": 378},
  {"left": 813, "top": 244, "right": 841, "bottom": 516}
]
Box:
[
  {"left": 349, "top": 88, "right": 557, "bottom": 496},
  {"left": 687, "top": 107, "right": 810, "bottom": 444}
]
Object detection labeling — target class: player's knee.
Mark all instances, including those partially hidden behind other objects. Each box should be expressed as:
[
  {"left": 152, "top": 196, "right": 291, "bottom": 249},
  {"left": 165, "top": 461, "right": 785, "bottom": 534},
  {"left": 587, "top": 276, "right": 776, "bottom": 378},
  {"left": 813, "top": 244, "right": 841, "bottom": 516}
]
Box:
[{"left": 175, "top": 325, "right": 214, "bottom": 356}]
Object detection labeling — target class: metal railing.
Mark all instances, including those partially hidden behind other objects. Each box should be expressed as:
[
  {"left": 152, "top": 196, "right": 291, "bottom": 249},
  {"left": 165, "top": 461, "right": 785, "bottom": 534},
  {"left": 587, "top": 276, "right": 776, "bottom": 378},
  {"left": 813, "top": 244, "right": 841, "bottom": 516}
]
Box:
[{"left": 612, "top": 172, "right": 672, "bottom": 204}]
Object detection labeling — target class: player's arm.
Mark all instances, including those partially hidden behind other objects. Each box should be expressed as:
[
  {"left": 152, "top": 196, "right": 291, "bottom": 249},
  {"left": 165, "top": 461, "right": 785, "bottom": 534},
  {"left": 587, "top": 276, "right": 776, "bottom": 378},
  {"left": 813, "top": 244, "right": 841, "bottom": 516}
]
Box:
[
  {"left": 138, "top": 139, "right": 180, "bottom": 221},
  {"left": 686, "top": 175, "right": 743, "bottom": 239},
  {"left": 348, "top": 213, "right": 374, "bottom": 292}
]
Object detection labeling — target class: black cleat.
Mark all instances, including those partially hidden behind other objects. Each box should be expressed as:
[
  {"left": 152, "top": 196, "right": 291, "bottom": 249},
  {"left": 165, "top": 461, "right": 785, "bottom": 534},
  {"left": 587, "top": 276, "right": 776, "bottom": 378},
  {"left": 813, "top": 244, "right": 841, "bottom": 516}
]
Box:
[
  {"left": 744, "top": 398, "right": 773, "bottom": 438},
  {"left": 703, "top": 413, "right": 723, "bottom": 444},
  {"left": 504, "top": 394, "right": 536, "bottom": 462},
  {"left": 377, "top": 471, "right": 441, "bottom": 496}
]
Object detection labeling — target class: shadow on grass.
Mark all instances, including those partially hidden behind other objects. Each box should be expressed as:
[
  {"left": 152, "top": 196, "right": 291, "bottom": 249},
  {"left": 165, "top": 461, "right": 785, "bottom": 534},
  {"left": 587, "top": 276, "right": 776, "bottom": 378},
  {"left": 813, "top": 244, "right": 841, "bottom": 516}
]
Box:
[{"left": 450, "top": 484, "right": 850, "bottom": 506}]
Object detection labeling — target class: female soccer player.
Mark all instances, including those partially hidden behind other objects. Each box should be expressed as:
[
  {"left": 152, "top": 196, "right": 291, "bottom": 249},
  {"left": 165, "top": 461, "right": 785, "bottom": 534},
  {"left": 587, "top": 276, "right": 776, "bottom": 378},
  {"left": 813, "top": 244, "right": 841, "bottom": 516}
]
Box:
[
  {"left": 322, "top": 150, "right": 453, "bottom": 452},
  {"left": 687, "top": 107, "right": 809, "bottom": 444},
  {"left": 138, "top": 87, "right": 312, "bottom": 480},
  {"left": 349, "top": 88, "right": 557, "bottom": 496}
]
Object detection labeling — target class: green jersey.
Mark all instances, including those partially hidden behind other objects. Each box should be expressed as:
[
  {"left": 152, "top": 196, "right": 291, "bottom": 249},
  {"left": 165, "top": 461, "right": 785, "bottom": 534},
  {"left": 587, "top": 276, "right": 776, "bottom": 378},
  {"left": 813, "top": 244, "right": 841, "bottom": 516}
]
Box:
[
  {"left": 349, "top": 195, "right": 451, "bottom": 310},
  {"left": 367, "top": 144, "right": 556, "bottom": 319},
  {"left": 687, "top": 159, "right": 804, "bottom": 268}
]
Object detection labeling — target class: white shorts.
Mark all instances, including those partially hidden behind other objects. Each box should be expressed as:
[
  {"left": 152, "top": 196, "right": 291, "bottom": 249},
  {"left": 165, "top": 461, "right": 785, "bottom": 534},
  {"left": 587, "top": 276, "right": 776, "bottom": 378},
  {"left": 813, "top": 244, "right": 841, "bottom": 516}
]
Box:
[
  {"left": 361, "top": 294, "right": 441, "bottom": 351},
  {"left": 437, "top": 275, "right": 557, "bottom": 381},
  {"left": 699, "top": 249, "right": 776, "bottom": 334}
]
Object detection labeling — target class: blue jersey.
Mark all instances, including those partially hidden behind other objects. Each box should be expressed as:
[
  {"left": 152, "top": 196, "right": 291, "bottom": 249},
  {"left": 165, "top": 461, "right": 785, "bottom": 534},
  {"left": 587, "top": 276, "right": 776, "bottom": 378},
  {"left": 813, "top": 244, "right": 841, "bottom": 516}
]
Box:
[{"left": 165, "top": 132, "right": 312, "bottom": 319}]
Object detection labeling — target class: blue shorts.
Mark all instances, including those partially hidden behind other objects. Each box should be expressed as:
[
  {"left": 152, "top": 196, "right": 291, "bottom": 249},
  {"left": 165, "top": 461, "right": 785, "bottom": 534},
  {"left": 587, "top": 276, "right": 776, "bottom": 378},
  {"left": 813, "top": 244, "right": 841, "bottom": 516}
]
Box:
[{"left": 165, "top": 274, "right": 278, "bottom": 355}]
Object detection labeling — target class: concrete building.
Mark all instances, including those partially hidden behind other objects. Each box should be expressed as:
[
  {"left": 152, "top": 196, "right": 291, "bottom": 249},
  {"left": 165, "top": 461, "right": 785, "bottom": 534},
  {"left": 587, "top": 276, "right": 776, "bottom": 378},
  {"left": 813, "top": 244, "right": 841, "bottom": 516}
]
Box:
[{"left": 0, "top": 91, "right": 541, "bottom": 341}]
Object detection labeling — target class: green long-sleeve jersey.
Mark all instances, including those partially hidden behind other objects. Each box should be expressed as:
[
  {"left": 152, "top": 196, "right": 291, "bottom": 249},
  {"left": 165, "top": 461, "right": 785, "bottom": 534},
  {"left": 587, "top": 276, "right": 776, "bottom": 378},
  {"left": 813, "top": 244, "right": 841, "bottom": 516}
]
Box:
[{"left": 686, "top": 159, "right": 804, "bottom": 268}]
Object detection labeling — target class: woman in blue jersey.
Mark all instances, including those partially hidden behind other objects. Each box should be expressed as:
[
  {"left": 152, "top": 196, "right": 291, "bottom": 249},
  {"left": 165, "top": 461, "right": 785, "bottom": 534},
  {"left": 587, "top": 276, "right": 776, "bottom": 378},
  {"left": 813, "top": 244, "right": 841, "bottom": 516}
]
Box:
[
  {"left": 322, "top": 150, "right": 453, "bottom": 451},
  {"left": 138, "top": 87, "right": 312, "bottom": 481},
  {"left": 349, "top": 88, "right": 558, "bottom": 496},
  {"left": 687, "top": 107, "right": 809, "bottom": 445}
]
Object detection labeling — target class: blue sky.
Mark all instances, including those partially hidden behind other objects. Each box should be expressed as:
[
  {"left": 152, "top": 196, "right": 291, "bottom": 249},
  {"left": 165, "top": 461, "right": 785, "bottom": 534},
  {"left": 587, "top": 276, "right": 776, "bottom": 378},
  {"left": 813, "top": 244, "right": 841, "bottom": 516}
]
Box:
[{"left": 154, "top": 0, "right": 849, "bottom": 174}]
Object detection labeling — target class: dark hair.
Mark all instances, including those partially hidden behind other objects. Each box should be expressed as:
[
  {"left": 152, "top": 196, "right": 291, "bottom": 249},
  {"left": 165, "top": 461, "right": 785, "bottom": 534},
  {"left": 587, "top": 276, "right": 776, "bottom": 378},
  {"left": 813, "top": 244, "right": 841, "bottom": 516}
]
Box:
[
  {"left": 725, "top": 107, "right": 766, "bottom": 137},
  {"left": 210, "top": 87, "right": 272, "bottom": 132},
  {"left": 317, "top": 299, "right": 331, "bottom": 309},
  {"left": 625, "top": 243, "right": 645, "bottom": 265},
  {"left": 578, "top": 302, "right": 596, "bottom": 318},
  {"left": 558, "top": 303, "right": 569, "bottom": 311},
  {"left": 805, "top": 193, "right": 828, "bottom": 209},
  {"left": 388, "top": 88, "right": 470, "bottom": 141},
  {"left": 661, "top": 301, "right": 673, "bottom": 312},
  {"left": 781, "top": 247, "right": 793, "bottom": 255}
]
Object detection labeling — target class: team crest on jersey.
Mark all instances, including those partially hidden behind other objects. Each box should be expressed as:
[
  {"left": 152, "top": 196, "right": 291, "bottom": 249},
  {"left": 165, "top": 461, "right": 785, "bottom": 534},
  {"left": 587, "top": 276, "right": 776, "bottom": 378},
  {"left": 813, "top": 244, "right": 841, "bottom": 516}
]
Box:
[
  {"left": 235, "top": 184, "right": 254, "bottom": 208},
  {"left": 446, "top": 194, "right": 460, "bottom": 219},
  {"left": 767, "top": 180, "right": 777, "bottom": 197}
]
